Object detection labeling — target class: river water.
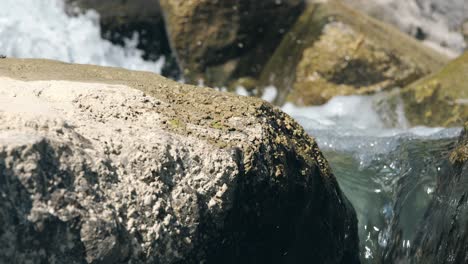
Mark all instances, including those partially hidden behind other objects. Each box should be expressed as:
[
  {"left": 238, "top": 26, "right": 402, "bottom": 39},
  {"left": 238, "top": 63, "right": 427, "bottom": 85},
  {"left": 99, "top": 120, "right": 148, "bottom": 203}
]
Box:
[
  {"left": 0, "top": 0, "right": 463, "bottom": 263},
  {"left": 281, "top": 96, "right": 461, "bottom": 261}
]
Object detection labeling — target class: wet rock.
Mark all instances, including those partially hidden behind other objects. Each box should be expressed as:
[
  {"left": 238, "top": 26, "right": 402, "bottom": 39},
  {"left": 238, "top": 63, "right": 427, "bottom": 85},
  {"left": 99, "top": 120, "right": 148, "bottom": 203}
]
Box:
[
  {"left": 159, "top": 0, "right": 305, "bottom": 86},
  {"left": 66, "top": 0, "right": 179, "bottom": 78},
  {"left": 259, "top": 0, "right": 449, "bottom": 106},
  {"left": 0, "top": 58, "right": 360, "bottom": 263},
  {"left": 412, "top": 123, "right": 468, "bottom": 263},
  {"left": 396, "top": 52, "right": 468, "bottom": 127},
  {"left": 384, "top": 123, "right": 468, "bottom": 263}
]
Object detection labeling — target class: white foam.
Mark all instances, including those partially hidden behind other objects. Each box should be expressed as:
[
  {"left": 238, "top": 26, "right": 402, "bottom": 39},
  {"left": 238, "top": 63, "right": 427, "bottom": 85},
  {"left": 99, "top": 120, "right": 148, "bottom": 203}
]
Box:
[
  {"left": 0, "top": 0, "right": 164, "bottom": 73},
  {"left": 282, "top": 95, "right": 387, "bottom": 132},
  {"left": 235, "top": 86, "right": 250, "bottom": 97},
  {"left": 261, "top": 86, "right": 278, "bottom": 103}
]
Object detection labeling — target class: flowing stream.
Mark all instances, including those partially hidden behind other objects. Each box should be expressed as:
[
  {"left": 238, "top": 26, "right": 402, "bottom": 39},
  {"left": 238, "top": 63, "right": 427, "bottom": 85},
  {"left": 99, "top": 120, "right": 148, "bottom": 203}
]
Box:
[
  {"left": 0, "top": 0, "right": 463, "bottom": 263},
  {"left": 281, "top": 96, "right": 461, "bottom": 261}
]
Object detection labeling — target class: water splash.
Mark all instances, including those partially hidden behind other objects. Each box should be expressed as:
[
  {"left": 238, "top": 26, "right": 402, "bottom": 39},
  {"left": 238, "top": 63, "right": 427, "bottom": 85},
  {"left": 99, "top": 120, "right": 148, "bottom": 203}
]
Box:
[
  {"left": 0, "top": 0, "right": 164, "bottom": 73},
  {"left": 281, "top": 93, "right": 461, "bottom": 263}
]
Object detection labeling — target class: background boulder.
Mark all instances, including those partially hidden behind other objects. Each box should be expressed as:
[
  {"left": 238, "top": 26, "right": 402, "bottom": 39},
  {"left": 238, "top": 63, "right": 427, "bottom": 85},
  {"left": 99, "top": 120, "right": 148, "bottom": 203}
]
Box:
[
  {"left": 159, "top": 0, "right": 305, "bottom": 87},
  {"left": 259, "top": 0, "right": 449, "bottom": 106},
  {"left": 398, "top": 52, "right": 468, "bottom": 127}
]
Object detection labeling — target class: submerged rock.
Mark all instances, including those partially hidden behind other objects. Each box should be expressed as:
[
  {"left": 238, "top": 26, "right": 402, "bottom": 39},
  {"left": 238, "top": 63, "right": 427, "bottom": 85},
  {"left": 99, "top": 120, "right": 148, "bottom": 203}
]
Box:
[
  {"left": 260, "top": 0, "right": 449, "bottom": 106},
  {"left": 0, "top": 58, "right": 359, "bottom": 263},
  {"left": 159, "top": 0, "right": 304, "bottom": 87},
  {"left": 398, "top": 52, "right": 468, "bottom": 127}
]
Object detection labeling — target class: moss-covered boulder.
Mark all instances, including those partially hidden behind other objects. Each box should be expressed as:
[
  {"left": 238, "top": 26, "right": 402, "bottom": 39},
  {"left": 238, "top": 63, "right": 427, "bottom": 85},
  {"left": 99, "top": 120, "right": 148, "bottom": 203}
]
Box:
[
  {"left": 398, "top": 52, "right": 468, "bottom": 127},
  {"left": 159, "top": 0, "right": 304, "bottom": 87},
  {"left": 0, "top": 58, "right": 359, "bottom": 263},
  {"left": 260, "top": 0, "right": 449, "bottom": 106}
]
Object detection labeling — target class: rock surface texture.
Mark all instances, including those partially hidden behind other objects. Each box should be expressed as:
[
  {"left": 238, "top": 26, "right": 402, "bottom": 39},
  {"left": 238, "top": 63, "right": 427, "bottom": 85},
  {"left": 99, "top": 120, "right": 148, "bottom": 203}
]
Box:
[
  {"left": 0, "top": 59, "right": 360, "bottom": 264},
  {"left": 260, "top": 0, "right": 449, "bottom": 106},
  {"left": 159, "top": 0, "right": 304, "bottom": 86}
]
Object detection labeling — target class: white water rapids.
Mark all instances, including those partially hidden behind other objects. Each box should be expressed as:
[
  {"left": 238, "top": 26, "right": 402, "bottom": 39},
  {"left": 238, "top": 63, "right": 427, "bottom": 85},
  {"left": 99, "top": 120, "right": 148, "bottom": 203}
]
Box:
[
  {"left": 0, "top": 0, "right": 463, "bottom": 262},
  {"left": 0, "top": 0, "right": 164, "bottom": 73}
]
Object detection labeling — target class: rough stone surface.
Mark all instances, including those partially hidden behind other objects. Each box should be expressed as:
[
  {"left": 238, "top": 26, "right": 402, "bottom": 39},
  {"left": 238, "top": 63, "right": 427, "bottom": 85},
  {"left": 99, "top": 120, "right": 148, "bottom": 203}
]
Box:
[
  {"left": 0, "top": 58, "right": 360, "bottom": 263},
  {"left": 259, "top": 0, "right": 449, "bottom": 106},
  {"left": 159, "top": 0, "right": 304, "bottom": 86},
  {"left": 398, "top": 52, "right": 468, "bottom": 127}
]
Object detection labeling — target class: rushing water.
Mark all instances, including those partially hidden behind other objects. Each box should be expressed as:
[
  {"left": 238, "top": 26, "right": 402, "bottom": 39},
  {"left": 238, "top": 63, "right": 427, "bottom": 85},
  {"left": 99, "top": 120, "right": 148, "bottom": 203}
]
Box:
[
  {"left": 0, "top": 0, "right": 164, "bottom": 73},
  {"left": 281, "top": 95, "right": 461, "bottom": 262},
  {"left": 0, "top": 1, "right": 463, "bottom": 263}
]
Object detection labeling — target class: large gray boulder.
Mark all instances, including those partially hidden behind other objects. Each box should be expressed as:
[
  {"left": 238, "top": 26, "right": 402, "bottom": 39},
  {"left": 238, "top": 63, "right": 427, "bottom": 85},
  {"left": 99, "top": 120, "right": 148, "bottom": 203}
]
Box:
[{"left": 0, "top": 58, "right": 359, "bottom": 263}]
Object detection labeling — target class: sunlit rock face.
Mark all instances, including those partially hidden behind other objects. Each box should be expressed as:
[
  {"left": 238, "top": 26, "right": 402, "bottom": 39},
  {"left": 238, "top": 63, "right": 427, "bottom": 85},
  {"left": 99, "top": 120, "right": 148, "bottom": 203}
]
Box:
[
  {"left": 159, "top": 0, "right": 305, "bottom": 87},
  {"left": 259, "top": 0, "right": 448, "bottom": 106},
  {"left": 0, "top": 58, "right": 360, "bottom": 264}
]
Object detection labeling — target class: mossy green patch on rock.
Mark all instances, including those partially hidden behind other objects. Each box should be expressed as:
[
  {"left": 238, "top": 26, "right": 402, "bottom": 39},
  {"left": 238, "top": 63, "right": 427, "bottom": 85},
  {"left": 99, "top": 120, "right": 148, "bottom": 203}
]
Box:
[
  {"left": 260, "top": 0, "right": 449, "bottom": 106},
  {"left": 400, "top": 52, "right": 468, "bottom": 127}
]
